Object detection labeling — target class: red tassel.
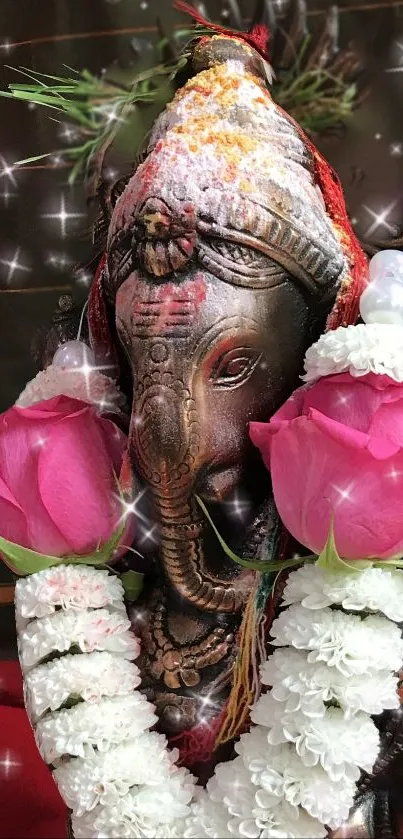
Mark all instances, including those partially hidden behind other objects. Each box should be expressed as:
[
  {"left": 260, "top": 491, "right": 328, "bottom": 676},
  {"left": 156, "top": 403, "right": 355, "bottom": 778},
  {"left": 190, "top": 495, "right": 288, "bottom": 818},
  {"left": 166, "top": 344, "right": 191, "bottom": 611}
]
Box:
[
  {"left": 88, "top": 253, "right": 119, "bottom": 370},
  {"left": 169, "top": 708, "right": 227, "bottom": 767},
  {"left": 307, "top": 144, "right": 368, "bottom": 330},
  {"left": 174, "top": 0, "right": 270, "bottom": 60}
]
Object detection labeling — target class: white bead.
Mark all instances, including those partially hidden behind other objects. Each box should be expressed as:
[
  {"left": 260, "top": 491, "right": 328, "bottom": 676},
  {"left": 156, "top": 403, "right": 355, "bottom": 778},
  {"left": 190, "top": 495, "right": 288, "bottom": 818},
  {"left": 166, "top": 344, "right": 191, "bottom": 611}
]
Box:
[
  {"left": 53, "top": 341, "right": 96, "bottom": 370},
  {"left": 360, "top": 250, "right": 403, "bottom": 325}
]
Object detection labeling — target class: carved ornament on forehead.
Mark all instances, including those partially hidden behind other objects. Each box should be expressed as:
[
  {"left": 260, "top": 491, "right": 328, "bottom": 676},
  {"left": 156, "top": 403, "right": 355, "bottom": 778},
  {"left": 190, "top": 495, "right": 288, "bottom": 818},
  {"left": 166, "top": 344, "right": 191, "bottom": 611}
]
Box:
[
  {"left": 133, "top": 197, "right": 197, "bottom": 278},
  {"left": 128, "top": 274, "right": 207, "bottom": 340}
]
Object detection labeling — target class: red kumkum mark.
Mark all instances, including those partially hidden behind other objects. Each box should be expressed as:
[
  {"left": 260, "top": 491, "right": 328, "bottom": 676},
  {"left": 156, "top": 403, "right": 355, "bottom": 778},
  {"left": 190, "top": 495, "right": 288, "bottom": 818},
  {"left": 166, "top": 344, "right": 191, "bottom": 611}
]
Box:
[{"left": 132, "top": 273, "right": 207, "bottom": 336}]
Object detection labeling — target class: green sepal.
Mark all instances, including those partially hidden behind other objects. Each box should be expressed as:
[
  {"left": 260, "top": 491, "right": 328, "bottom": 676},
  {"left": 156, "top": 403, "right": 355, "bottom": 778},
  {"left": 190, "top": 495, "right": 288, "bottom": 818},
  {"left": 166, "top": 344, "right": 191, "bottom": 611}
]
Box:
[
  {"left": 0, "top": 521, "right": 126, "bottom": 577},
  {"left": 316, "top": 521, "right": 361, "bottom": 574},
  {"left": 316, "top": 521, "right": 403, "bottom": 574},
  {"left": 120, "top": 570, "right": 144, "bottom": 602},
  {"left": 195, "top": 495, "right": 308, "bottom": 574}
]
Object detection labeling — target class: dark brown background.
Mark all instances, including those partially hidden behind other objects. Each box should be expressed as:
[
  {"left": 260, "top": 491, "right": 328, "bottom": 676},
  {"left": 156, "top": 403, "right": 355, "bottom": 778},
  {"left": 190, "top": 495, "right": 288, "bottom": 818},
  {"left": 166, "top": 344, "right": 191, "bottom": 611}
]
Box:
[{"left": 0, "top": 0, "right": 402, "bottom": 651}]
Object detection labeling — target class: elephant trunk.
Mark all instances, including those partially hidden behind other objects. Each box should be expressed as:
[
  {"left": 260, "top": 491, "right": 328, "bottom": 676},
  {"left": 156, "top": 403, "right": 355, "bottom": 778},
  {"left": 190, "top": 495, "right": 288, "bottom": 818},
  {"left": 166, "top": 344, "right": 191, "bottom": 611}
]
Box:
[{"left": 130, "top": 381, "right": 245, "bottom": 613}]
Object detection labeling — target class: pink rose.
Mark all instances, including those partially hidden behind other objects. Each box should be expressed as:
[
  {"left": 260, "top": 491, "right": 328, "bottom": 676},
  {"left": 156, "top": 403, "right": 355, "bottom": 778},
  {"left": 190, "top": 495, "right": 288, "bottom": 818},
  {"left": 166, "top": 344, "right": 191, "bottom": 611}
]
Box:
[
  {"left": 0, "top": 395, "right": 130, "bottom": 558},
  {"left": 250, "top": 372, "right": 403, "bottom": 560}
]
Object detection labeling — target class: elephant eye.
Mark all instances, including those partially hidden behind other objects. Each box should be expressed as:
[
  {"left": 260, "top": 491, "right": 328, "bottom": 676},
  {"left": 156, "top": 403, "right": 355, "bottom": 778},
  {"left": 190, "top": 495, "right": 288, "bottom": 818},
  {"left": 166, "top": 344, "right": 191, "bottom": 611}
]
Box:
[{"left": 210, "top": 348, "right": 262, "bottom": 388}]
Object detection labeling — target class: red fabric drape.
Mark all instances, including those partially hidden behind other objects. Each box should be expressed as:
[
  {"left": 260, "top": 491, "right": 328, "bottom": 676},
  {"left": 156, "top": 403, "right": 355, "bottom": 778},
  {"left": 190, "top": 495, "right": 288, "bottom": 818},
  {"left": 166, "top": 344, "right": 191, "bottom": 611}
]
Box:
[{"left": 0, "top": 661, "right": 68, "bottom": 839}]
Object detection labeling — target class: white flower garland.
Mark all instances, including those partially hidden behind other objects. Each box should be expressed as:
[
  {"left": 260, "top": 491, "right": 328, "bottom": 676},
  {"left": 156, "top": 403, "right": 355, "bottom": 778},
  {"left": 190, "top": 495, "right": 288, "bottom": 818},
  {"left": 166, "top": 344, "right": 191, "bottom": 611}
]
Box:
[
  {"left": 15, "top": 565, "right": 195, "bottom": 838},
  {"left": 183, "top": 563, "right": 403, "bottom": 838},
  {"left": 303, "top": 322, "right": 403, "bottom": 383},
  {"left": 16, "top": 364, "right": 126, "bottom": 413},
  {"left": 19, "top": 607, "right": 139, "bottom": 669},
  {"left": 15, "top": 561, "right": 403, "bottom": 838}
]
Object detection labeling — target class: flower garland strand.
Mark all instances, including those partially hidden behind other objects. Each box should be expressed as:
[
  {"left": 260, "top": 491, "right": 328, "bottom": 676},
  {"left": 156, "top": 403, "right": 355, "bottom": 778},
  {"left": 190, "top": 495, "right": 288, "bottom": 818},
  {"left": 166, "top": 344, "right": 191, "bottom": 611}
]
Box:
[
  {"left": 15, "top": 565, "right": 195, "bottom": 838},
  {"left": 184, "top": 563, "right": 403, "bottom": 838},
  {"left": 16, "top": 560, "right": 403, "bottom": 838},
  {"left": 12, "top": 249, "right": 403, "bottom": 838}
]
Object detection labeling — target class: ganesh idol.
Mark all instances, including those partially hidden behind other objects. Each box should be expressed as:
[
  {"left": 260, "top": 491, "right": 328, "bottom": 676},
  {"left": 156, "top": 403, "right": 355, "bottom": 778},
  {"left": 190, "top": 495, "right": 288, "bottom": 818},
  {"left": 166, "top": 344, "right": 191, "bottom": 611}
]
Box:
[
  {"left": 89, "top": 28, "right": 365, "bottom": 736},
  {"left": 2, "top": 8, "right": 403, "bottom": 839}
]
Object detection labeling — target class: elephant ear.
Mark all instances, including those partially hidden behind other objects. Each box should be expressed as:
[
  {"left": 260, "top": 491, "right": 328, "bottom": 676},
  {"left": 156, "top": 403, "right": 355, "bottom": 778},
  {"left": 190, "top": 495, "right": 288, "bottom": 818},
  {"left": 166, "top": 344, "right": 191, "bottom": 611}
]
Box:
[{"left": 88, "top": 254, "right": 120, "bottom": 371}]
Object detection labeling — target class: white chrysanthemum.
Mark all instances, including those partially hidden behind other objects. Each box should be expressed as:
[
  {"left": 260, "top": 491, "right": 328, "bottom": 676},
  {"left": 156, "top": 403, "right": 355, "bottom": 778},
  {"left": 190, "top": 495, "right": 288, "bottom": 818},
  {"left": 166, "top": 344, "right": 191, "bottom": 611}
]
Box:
[
  {"left": 251, "top": 694, "right": 379, "bottom": 782},
  {"left": 15, "top": 566, "right": 125, "bottom": 622},
  {"left": 236, "top": 728, "right": 289, "bottom": 790},
  {"left": 35, "top": 694, "right": 157, "bottom": 762},
  {"left": 283, "top": 563, "right": 403, "bottom": 624},
  {"left": 184, "top": 791, "right": 233, "bottom": 838},
  {"left": 303, "top": 322, "right": 403, "bottom": 382},
  {"left": 243, "top": 731, "right": 355, "bottom": 830},
  {"left": 186, "top": 768, "right": 326, "bottom": 839},
  {"left": 261, "top": 648, "right": 399, "bottom": 717},
  {"left": 72, "top": 769, "right": 194, "bottom": 838},
  {"left": 16, "top": 364, "right": 126, "bottom": 412},
  {"left": 236, "top": 729, "right": 355, "bottom": 829},
  {"left": 208, "top": 756, "right": 327, "bottom": 838},
  {"left": 19, "top": 607, "right": 139, "bottom": 670},
  {"left": 271, "top": 603, "right": 403, "bottom": 676},
  {"left": 25, "top": 651, "right": 141, "bottom": 719},
  {"left": 53, "top": 734, "right": 181, "bottom": 816},
  {"left": 257, "top": 803, "right": 327, "bottom": 839}
]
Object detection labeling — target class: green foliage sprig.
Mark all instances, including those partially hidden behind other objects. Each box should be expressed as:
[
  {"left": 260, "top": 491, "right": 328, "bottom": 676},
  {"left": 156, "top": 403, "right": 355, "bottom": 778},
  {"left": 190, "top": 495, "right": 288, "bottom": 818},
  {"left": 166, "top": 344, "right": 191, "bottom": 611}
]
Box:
[
  {"left": 274, "top": 37, "right": 357, "bottom": 136},
  {"left": 1, "top": 61, "right": 186, "bottom": 182},
  {"left": 0, "top": 29, "right": 357, "bottom": 183}
]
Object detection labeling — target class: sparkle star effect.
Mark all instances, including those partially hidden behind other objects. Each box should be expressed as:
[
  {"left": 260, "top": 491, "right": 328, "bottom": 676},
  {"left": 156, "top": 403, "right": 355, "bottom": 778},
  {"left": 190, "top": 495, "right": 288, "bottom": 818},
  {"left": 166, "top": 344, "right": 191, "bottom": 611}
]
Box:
[
  {"left": 95, "top": 103, "right": 125, "bottom": 126},
  {"left": 72, "top": 357, "right": 114, "bottom": 402},
  {"left": 47, "top": 252, "right": 73, "bottom": 270},
  {"left": 75, "top": 271, "right": 92, "bottom": 287},
  {"left": 362, "top": 200, "right": 399, "bottom": 238},
  {"left": 58, "top": 123, "right": 79, "bottom": 144},
  {"left": 0, "top": 186, "right": 17, "bottom": 206},
  {"left": 335, "top": 390, "right": 352, "bottom": 407},
  {"left": 33, "top": 435, "right": 47, "bottom": 449},
  {"left": 387, "top": 467, "right": 403, "bottom": 481},
  {"left": 226, "top": 490, "right": 251, "bottom": 521},
  {"left": 105, "top": 167, "right": 119, "bottom": 182},
  {"left": 131, "top": 608, "right": 148, "bottom": 626},
  {"left": 0, "top": 156, "right": 17, "bottom": 187},
  {"left": 41, "top": 194, "right": 86, "bottom": 238},
  {"left": 115, "top": 488, "right": 149, "bottom": 530},
  {"left": 332, "top": 482, "right": 355, "bottom": 506},
  {"left": 50, "top": 154, "right": 64, "bottom": 167},
  {"left": 0, "top": 247, "right": 31, "bottom": 284},
  {"left": 390, "top": 143, "right": 403, "bottom": 157},
  {"left": 195, "top": 692, "right": 220, "bottom": 721},
  {"left": 0, "top": 39, "right": 14, "bottom": 54},
  {"left": 0, "top": 751, "right": 20, "bottom": 777},
  {"left": 138, "top": 523, "right": 158, "bottom": 547}
]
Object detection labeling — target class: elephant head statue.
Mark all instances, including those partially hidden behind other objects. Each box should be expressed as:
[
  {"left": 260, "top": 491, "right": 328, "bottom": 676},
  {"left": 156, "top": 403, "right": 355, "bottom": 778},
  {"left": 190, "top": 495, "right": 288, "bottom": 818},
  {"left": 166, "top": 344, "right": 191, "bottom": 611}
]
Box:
[{"left": 89, "top": 33, "right": 364, "bottom": 736}]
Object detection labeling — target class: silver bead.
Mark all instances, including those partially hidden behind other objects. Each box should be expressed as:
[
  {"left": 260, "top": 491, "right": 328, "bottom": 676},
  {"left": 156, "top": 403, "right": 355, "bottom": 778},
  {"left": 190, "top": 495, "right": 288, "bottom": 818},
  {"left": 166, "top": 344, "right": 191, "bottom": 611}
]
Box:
[
  {"left": 52, "top": 340, "right": 95, "bottom": 370},
  {"left": 360, "top": 250, "right": 403, "bottom": 325}
]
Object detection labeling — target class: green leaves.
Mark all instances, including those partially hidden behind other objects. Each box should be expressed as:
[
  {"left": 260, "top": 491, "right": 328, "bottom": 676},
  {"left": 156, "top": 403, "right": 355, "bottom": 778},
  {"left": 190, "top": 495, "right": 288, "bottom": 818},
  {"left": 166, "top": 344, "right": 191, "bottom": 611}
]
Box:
[
  {"left": 0, "top": 521, "right": 125, "bottom": 577},
  {"left": 316, "top": 521, "right": 403, "bottom": 574},
  {"left": 272, "top": 37, "right": 357, "bottom": 136},
  {"left": 316, "top": 522, "right": 369, "bottom": 575},
  {"left": 0, "top": 59, "right": 190, "bottom": 184},
  {"left": 195, "top": 495, "right": 306, "bottom": 574},
  {"left": 120, "top": 570, "right": 144, "bottom": 602}
]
